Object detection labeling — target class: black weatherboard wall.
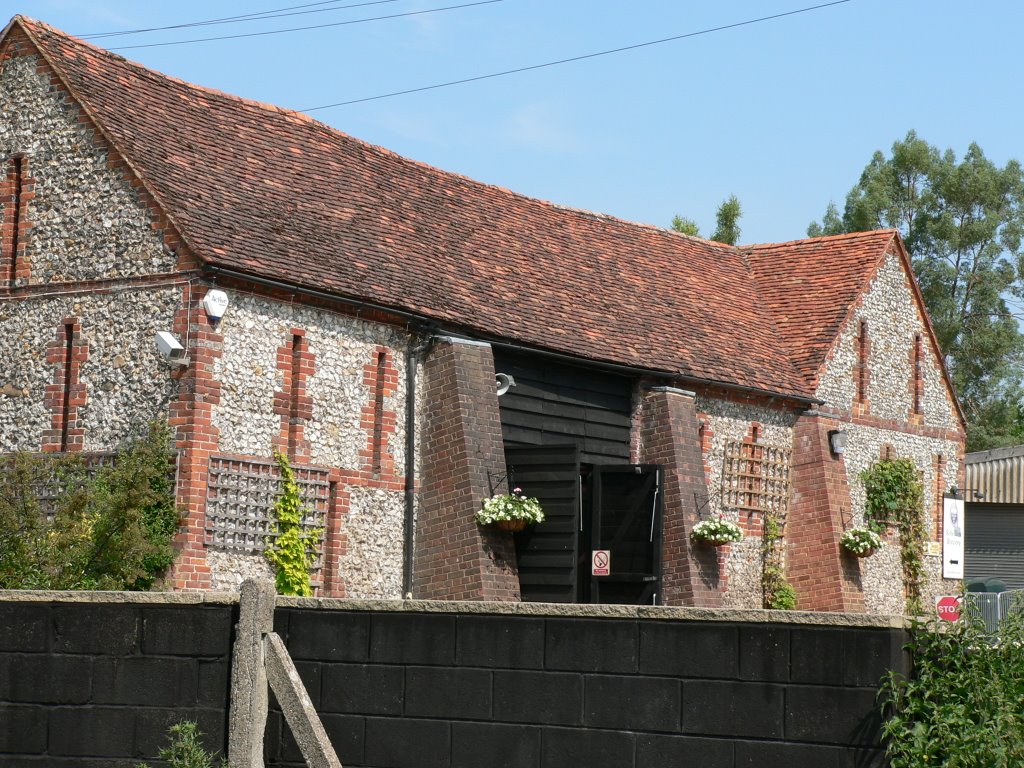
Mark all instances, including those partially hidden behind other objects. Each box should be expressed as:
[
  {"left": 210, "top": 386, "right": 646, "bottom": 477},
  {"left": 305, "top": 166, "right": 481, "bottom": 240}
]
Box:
[
  {"left": 0, "top": 594, "right": 906, "bottom": 768},
  {"left": 492, "top": 349, "right": 633, "bottom": 464}
]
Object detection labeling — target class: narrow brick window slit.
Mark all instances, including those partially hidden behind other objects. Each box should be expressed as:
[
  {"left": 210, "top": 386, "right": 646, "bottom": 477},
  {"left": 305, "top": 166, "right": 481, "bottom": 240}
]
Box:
[
  {"left": 60, "top": 322, "right": 74, "bottom": 451},
  {"left": 288, "top": 334, "right": 303, "bottom": 459},
  {"left": 372, "top": 350, "right": 387, "bottom": 476},
  {"left": 913, "top": 333, "right": 924, "bottom": 414},
  {"left": 6, "top": 155, "right": 24, "bottom": 285},
  {"left": 856, "top": 320, "right": 869, "bottom": 403}
]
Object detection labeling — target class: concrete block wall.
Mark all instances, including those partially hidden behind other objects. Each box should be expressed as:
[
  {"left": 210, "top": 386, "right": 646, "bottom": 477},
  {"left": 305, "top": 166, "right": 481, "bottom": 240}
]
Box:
[
  {"left": 265, "top": 601, "right": 904, "bottom": 768},
  {"left": 0, "top": 592, "right": 906, "bottom": 768},
  {"left": 0, "top": 594, "right": 234, "bottom": 767}
]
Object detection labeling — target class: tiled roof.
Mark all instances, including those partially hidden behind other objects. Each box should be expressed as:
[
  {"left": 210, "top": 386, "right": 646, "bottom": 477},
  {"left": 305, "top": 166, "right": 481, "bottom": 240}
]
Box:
[
  {"left": 743, "top": 230, "right": 897, "bottom": 389},
  {"left": 8, "top": 17, "right": 901, "bottom": 401}
]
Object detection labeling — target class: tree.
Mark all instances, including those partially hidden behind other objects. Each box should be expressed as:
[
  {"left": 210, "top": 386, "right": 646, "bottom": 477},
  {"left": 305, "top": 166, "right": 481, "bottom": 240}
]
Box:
[
  {"left": 670, "top": 195, "right": 743, "bottom": 244},
  {"left": 670, "top": 215, "right": 700, "bottom": 237},
  {"left": 809, "top": 132, "right": 1024, "bottom": 450},
  {"left": 711, "top": 194, "right": 742, "bottom": 245}
]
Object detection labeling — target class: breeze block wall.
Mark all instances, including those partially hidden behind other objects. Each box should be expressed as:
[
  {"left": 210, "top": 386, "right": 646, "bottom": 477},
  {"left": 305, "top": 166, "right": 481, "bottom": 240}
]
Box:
[
  {"left": 0, "top": 593, "right": 234, "bottom": 768},
  {"left": 0, "top": 592, "right": 907, "bottom": 768}
]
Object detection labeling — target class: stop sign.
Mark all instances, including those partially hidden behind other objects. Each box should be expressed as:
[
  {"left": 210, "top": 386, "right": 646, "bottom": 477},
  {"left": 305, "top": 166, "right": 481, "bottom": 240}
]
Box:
[{"left": 936, "top": 595, "right": 961, "bottom": 622}]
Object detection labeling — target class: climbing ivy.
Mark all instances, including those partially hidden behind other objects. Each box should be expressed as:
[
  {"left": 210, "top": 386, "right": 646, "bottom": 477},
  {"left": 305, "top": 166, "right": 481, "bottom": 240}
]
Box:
[
  {"left": 861, "top": 458, "right": 926, "bottom": 613},
  {"left": 264, "top": 452, "right": 320, "bottom": 597},
  {"left": 762, "top": 512, "right": 796, "bottom": 610}
]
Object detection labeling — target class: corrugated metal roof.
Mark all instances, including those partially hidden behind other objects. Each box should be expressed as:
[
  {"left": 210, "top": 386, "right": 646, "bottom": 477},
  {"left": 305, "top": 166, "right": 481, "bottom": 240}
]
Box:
[{"left": 966, "top": 446, "right": 1024, "bottom": 504}]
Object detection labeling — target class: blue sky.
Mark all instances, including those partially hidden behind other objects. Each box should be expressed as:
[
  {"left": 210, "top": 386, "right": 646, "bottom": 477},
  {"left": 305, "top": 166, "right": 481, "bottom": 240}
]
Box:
[{"left": 9, "top": 1, "right": 1023, "bottom": 245}]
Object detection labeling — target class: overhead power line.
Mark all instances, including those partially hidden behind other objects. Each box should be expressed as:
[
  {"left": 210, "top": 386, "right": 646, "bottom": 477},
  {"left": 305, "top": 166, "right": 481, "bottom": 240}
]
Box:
[
  {"left": 80, "top": 0, "right": 399, "bottom": 40},
  {"left": 301, "top": 0, "right": 852, "bottom": 111},
  {"left": 108, "top": 0, "right": 504, "bottom": 51}
]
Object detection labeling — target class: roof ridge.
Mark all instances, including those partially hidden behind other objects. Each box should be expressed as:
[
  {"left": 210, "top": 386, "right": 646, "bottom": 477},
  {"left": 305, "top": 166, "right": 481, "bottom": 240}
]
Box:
[
  {"left": 740, "top": 228, "right": 899, "bottom": 251},
  {"left": 11, "top": 15, "right": 744, "bottom": 252}
]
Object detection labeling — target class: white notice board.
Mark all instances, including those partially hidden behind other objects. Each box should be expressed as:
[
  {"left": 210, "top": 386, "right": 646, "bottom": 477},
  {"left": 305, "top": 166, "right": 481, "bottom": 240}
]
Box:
[{"left": 943, "top": 495, "right": 964, "bottom": 580}]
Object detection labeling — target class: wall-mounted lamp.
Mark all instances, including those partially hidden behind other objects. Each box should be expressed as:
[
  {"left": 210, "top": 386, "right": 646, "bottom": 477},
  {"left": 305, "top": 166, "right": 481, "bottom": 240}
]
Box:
[
  {"left": 828, "top": 429, "right": 848, "bottom": 457},
  {"left": 948, "top": 486, "right": 962, "bottom": 499},
  {"left": 155, "top": 331, "right": 190, "bottom": 367},
  {"left": 202, "top": 289, "right": 230, "bottom": 321},
  {"left": 495, "top": 373, "right": 516, "bottom": 396}
]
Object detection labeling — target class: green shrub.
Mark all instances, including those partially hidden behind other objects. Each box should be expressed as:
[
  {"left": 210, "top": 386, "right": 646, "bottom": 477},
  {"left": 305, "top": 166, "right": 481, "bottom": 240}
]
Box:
[
  {"left": 136, "top": 720, "right": 226, "bottom": 768},
  {"left": 0, "top": 420, "right": 179, "bottom": 590},
  {"left": 880, "top": 605, "right": 1024, "bottom": 766}
]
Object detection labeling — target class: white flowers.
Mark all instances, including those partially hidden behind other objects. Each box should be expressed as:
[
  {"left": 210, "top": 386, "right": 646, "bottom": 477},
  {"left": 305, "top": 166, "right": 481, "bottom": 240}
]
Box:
[
  {"left": 840, "top": 527, "right": 882, "bottom": 555},
  {"left": 690, "top": 516, "right": 743, "bottom": 545},
  {"left": 475, "top": 487, "right": 545, "bottom": 526}
]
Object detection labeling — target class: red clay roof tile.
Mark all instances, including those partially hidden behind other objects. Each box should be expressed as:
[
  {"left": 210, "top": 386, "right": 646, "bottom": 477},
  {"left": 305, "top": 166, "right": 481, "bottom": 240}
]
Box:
[{"left": 7, "top": 17, "right": 904, "bottom": 401}]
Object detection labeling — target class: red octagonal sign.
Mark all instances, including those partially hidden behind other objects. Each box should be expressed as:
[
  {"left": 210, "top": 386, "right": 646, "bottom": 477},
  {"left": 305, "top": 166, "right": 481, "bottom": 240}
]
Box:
[{"left": 936, "top": 595, "right": 961, "bottom": 622}]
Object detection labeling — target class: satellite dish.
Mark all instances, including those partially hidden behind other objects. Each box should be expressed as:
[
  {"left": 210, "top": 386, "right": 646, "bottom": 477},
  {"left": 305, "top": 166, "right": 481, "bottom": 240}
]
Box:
[{"left": 495, "top": 373, "right": 516, "bottom": 396}]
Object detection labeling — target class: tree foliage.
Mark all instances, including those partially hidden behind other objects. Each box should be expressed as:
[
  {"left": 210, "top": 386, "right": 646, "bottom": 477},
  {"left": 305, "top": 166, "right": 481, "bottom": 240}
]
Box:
[
  {"left": 711, "top": 194, "right": 742, "bottom": 245},
  {"left": 880, "top": 607, "right": 1024, "bottom": 767},
  {"left": 671, "top": 195, "right": 743, "bottom": 244},
  {"left": 809, "top": 131, "right": 1024, "bottom": 449},
  {"left": 0, "top": 420, "right": 179, "bottom": 590}
]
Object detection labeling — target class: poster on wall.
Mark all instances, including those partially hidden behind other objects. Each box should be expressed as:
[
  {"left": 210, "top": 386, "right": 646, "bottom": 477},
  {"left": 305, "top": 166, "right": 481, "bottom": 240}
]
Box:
[{"left": 943, "top": 494, "right": 965, "bottom": 580}]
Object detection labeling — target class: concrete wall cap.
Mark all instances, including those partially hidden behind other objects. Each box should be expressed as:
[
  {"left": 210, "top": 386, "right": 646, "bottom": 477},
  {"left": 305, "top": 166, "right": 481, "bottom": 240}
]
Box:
[
  {"left": 648, "top": 386, "right": 697, "bottom": 398},
  {"left": 432, "top": 335, "right": 492, "bottom": 348}
]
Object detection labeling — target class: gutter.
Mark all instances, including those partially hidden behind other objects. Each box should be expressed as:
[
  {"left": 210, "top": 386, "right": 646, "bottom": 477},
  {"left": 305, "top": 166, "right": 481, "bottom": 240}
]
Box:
[{"left": 204, "top": 265, "right": 820, "bottom": 406}]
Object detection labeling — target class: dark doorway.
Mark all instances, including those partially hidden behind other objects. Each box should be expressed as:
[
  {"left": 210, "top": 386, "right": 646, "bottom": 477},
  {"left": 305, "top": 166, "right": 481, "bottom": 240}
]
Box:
[{"left": 506, "top": 446, "right": 662, "bottom": 605}]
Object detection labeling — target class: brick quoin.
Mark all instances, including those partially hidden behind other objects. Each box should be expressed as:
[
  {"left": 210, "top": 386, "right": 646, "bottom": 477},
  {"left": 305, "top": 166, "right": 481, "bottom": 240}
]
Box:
[
  {"left": 638, "top": 387, "right": 723, "bottom": 607},
  {"left": 41, "top": 318, "right": 87, "bottom": 453},
  {"left": 414, "top": 339, "right": 520, "bottom": 601},
  {"left": 786, "top": 412, "right": 865, "bottom": 613},
  {"left": 168, "top": 283, "right": 221, "bottom": 591}
]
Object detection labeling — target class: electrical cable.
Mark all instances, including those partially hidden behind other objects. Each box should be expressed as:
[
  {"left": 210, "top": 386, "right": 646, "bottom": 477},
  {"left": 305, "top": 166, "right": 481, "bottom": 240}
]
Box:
[
  {"left": 301, "top": 0, "right": 851, "bottom": 111},
  {"left": 108, "top": 0, "right": 504, "bottom": 51},
  {"left": 79, "top": 0, "right": 399, "bottom": 40}
]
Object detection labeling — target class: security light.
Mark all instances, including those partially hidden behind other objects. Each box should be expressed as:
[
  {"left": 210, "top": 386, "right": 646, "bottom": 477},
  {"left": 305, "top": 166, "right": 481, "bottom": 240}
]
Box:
[{"left": 828, "top": 429, "right": 848, "bottom": 456}]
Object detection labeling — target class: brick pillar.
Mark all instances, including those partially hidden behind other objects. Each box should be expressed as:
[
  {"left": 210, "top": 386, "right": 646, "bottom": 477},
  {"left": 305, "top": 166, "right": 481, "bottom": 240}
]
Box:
[
  {"left": 168, "top": 282, "right": 223, "bottom": 591},
  {"left": 414, "top": 338, "right": 520, "bottom": 601},
  {"left": 638, "top": 387, "right": 723, "bottom": 607},
  {"left": 786, "top": 411, "right": 865, "bottom": 612}
]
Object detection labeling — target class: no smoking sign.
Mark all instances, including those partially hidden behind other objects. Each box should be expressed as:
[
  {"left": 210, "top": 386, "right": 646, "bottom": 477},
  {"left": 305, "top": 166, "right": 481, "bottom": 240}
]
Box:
[{"left": 592, "top": 550, "right": 611, "bottom": 576}]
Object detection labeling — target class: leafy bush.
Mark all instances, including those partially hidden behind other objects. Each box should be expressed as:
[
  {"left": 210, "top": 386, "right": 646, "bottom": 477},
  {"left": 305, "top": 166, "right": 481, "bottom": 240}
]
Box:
[
  {"left": 0, "top": 420, "right": 179, "bottom": 590},
  {"left": 880, "top": 605, "right": 1024, "bottom": 767},
  {"left": 264, "top": 452, "right": 320, "bottom": 597},
  {"left": 136, "top": 720, "right": 226, "bottom": 768}
]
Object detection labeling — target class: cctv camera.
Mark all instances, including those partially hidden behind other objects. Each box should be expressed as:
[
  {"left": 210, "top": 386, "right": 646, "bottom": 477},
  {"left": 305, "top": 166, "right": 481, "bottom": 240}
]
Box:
[{"left": 155, "top": 331, "right": 189, "bottom": 365}]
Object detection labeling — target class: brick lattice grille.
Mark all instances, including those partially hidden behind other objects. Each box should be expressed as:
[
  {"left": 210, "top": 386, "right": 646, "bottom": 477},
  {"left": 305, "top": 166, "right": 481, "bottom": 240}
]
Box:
[
  {"left": 721, "top": 440, "right": 793, "bottom": 514},
  {"left": 205, "top": 455, "right": 328, "bottom": 567}
]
